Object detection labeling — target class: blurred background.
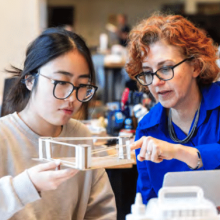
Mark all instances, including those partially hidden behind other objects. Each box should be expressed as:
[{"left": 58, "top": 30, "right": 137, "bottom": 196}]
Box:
[{"left": 1, "top": 0, "right": 220, "bottom": 105}]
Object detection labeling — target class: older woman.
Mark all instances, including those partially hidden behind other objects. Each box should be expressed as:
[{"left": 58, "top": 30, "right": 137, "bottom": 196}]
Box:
[{"left": 126, "top": 14, "right": 220, "bottom": 204}]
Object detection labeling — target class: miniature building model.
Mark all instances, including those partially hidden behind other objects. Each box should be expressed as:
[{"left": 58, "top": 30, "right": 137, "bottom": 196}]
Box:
[
  {"left": 126, "top": 186, "right": 220, "bottom": 220},
  {"left": 33, "top": 136, "right": 134, "bottom": 170}
]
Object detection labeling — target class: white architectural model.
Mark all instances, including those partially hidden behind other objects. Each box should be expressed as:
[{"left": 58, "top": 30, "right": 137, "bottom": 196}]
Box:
[
  {"left": 33, "top": 136, "right": 134, "bottom": 170},
  {"left": 126, "top": 186, "right": 220, "bottom": 220}
]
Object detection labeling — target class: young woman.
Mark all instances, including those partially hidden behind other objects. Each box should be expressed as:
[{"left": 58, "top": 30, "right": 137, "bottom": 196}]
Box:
[
  {"left": 126, "top": 14, "right": 220, "bottom": 204},
  {"left": 0, "top": 28, "right": 116, "bottom": 219}
]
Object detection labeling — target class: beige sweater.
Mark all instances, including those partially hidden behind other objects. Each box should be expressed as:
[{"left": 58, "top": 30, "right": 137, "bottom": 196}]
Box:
[{"left": 0, "top": 113, "right": 116, "bottom": 220}]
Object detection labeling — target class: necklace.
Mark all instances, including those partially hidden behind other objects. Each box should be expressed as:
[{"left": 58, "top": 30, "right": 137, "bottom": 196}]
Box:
[{"left": 168, "top": 103, "right": 201, "bottom": 144}]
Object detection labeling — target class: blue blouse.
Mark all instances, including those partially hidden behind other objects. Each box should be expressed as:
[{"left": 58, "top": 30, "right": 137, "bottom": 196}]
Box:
[{"left": 135, "top": 82, "right": 220, "bottom": 204}]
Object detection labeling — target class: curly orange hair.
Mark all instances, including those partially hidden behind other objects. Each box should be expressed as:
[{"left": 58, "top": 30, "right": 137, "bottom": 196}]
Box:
[{"left": 126, "top": 13, "right": 219, "bottom": 86}]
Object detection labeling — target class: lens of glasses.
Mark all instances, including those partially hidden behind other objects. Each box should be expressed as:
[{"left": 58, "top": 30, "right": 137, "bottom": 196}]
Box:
[
  {"left": 54, "top": 82, "right": 73, "bottom": 99},
  {"left": 54, "top": 82, "right": 96, "bottom": 102},
  {"left": 137, "top": 73, "right": 153, "bottom": 85},
  {"left": 137, "top": 67, "right": 173, "bottom": 85},
  {"left": 77, "top": 85, "right": 96, "bottom": 102},
  {"left": 157, "top": 67, "right": 173, "bottom": 80}
]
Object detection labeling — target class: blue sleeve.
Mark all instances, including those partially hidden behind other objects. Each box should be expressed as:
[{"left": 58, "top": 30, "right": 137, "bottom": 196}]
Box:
[
  {"left": 197, "top": 143, "right": 220, "bottom": 170},
  {"left": 134, "top": 127, "right": 157, "bottom": 204}
]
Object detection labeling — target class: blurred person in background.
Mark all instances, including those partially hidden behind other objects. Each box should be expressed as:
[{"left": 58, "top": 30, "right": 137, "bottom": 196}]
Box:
[{"left": 116, "top": 14, "right": 131, "bottom": 47}]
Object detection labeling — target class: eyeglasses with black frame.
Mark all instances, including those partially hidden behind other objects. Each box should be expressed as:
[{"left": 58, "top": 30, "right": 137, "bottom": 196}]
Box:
[
  {"left": 37, "top": 73, "right": 98, "bottom": 102},
  {"left": 135, "top": 56, "right": 195, "bottom": 86}
]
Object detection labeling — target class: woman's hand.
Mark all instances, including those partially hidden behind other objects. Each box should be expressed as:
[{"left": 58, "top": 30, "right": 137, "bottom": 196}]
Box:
[
  {"left": 131, "top": 136, "right": 202, "bottom": 168},
  {"left": 131, "top": 136, "right": 177, "bottom": 163},
  {"left": 27, "top": 161, "right": 79, "bottom": 192}
]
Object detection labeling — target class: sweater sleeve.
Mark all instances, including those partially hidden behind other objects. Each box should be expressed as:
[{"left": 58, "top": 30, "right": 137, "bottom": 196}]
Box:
[
  {"left": 0, "top": 170, "right": 41, "bottom": 220},
  {"left": 84, "top": 169, "right": 117, "bottom": 220}
]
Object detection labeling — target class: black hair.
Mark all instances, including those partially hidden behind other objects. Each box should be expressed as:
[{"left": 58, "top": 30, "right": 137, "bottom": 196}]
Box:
[{"left": 3, "top": 27, "right": 95, "bottom": 117}]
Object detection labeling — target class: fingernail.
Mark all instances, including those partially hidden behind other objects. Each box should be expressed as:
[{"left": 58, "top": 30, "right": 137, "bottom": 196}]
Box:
[
  {"left": 137, "top": 154, "right": 144, "bottom": 162},
  {"left": 130, "top": 143, "right": 135, "bottom": 148}
]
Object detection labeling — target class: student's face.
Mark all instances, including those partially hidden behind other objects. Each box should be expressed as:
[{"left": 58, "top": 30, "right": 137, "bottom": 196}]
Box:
[
  {"left": 142, "top": 40, "right": 199, "bottom": 110},
  {"left": 29, "top": 49, "right": 90, "bottom": 126}
]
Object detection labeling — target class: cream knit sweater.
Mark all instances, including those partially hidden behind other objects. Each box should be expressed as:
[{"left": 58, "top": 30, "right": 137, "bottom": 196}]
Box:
[{"left": 0, "top": 113, "right": 116, "bottom": 220}]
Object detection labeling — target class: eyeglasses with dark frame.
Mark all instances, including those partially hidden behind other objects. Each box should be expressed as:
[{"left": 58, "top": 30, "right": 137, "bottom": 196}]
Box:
[
  {"left": 38, "top": 73, "right": 98, "bottom": 102},
  {"left": 135, "top": 56, "right": 195, "bottom": 86}
]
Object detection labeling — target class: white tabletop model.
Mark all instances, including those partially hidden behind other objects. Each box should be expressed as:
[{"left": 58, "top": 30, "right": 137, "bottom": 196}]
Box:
[{"left": 33, "top": 136, "right": 134, "bottom": 170}]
